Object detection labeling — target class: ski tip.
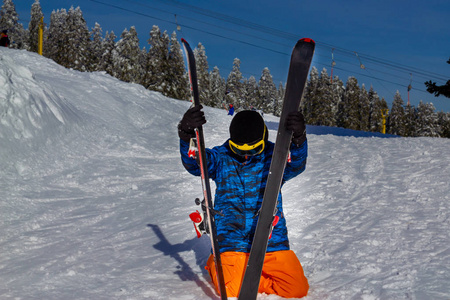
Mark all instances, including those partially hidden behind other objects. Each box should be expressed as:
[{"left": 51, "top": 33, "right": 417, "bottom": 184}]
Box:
[
  {"left": 300, "top": 38, "right": 315, "bottom": 44},
  {"left": 181, "top": 38, "right": 188, "bottom": 45}
]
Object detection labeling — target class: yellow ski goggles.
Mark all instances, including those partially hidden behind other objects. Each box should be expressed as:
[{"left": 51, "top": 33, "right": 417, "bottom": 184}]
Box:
[{"left": 229, "top": 127, "right": 266, "bottom": 157}]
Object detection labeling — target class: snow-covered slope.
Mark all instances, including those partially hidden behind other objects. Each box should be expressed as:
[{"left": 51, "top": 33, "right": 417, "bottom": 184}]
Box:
[{"left": 1, "top": 48, "right": 449, "bottom": 300}]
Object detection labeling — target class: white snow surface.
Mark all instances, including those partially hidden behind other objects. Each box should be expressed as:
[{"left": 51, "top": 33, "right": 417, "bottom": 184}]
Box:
[{"left": 1, "top": 48, "right": 449, "bottom": 300}]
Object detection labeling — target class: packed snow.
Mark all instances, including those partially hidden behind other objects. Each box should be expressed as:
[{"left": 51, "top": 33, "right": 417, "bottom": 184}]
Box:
[{"left": 1, "top": 48, "right": 449, "bottom": 300}]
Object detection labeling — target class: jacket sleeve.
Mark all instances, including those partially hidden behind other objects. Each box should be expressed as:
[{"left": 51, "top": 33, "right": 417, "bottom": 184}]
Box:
[
  {"left": 179, "top": 139, "right": 221, "bottom": 180},
  {"left": 283, "top": 139, "right": 307, "bottom": 182}
]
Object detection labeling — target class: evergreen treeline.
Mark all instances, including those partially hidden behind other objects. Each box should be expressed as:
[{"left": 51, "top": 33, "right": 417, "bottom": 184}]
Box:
[{"left": 2, "top": 0, "right": 450, "bottom": 138}]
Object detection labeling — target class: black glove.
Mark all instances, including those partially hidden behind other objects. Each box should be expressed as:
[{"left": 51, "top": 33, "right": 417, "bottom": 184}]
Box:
[
  {"left": 285, "top": 111, "right": 306, "bottom": 146},
  {"left": 178, "top": 105, "right": 206, "bottom": 142}
]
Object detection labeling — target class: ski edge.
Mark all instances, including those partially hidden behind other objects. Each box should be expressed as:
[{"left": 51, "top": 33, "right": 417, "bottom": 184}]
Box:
[{"left": 181, "top": 38, "right": 228, "bottom": 300}]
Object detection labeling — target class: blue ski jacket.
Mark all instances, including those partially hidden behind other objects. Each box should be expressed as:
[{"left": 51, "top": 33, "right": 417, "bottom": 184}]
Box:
[{"left": 180, "top": 138, "right": 307, "bottom": 253}]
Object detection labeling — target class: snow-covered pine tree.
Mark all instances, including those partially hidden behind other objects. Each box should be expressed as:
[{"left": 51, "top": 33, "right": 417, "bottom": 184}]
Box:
[
  {"left": 114, "top": 26, "right": 143, "bottom": 83},
  {"left": 142, "top": 25, "right": 169, "bottom": 93},
  {"left": 98, "top": 30, "right": 116, "bottom": 76},
  {"left": 28, "top": 0, "right": 43, "bottom": 53},
  {"left": 301, "top": 66, "right": 319, "bottom": 124},
  {"left": 194, "top": 42, "right": 211, "bottom": 105},
  {"left": 45, "top": 9, "right": 68, "bottom": 65},
  {"left": 416, "top": 101, "right": 439, "bottom": 137},
  {"left": 368, "top": 86, "right": 381, "bottom": 132},
  {"left": 167, "top": 31, "right": 188, "bottom": 100},
  {"left": 437, "top": 111, "right": 450, "bottom": 138},
  {"left": 90, "top": 22, "right": 103, "bottom": 72},
  {"left": 64, "top": 6, "right": 91, "bottom": 71},
  {"left": 241, "top": 76, "right": 257, "bottom": 110},
  {"left": 241, "top": 76, "right": 253, "bottom": 109},
  {"left": 0, "top": 0, "right": 26, "bottom": 49},
  {"left": 316, "top": 68, "right": 334, "bottom": 126},
  {"left": 275, "top": 82, "right": 285, "bottom": 117},
  {"left": 359, "top": 84, "right": 370, "bottom": 131},
  {"left": 138, "top": 46, "right": 147, "bottom": 83},
  {"left": 331, "top": 76, "right": 345, "bottom": 125},
  {"left": 403, "top": 104, "right": 417, "bottom": 137},
  {"left": 209, "top": 66, "right": 226, "bottom": 108},
  {"left": 258, "top": 67, "right": 277, "bottom": 114},
  {"left": 226, "top": 58, "right": 243, "bottom": 108},
  {"left": 388, "top": 91, "right": 406, "bottom": 136},
  {"left": 338, "top": 76, "right": 360, "bottom": 130}
]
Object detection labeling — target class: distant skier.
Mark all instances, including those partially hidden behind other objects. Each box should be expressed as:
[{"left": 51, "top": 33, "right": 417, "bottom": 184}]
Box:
[
  {"left": 178, "top": 107, "right": 309, "bottom": 298},
  {"left": 227, "top": 104, "right": 234, "bottom": 116},
  {"left": 0, "top": 30, "right": 10, "bottom": 47}
]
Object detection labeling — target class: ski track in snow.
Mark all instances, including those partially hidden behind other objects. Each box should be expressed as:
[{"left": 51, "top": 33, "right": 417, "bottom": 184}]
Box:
[{"left": 1, "top": 48, "right": 449, "bottom": 300}]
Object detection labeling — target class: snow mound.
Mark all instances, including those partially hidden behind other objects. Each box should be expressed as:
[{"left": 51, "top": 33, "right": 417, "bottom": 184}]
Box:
[{"left": 0, "top": 49, "right": 77, "bottom": 140}]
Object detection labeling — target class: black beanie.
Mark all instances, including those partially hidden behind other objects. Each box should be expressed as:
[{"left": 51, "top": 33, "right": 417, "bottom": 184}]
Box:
[{"left": 229, "top": 110, "right": 266, "bottom": 144}]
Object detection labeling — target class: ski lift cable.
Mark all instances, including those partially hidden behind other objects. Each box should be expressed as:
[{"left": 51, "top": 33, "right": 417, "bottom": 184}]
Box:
[
  {"left": 89, "top": 0, "right": 289, "bottom": 56},
  {"left": 152, "top": 0, "right": 296, "bottom": 40},
  {"left": 91, "top": 0, "right": 445, "bottom": 91},
  {"left": 102, "top": 0, "right": 293, "bottom": 50},
  {"left": 325, "top": 64, "right": 430, "bottom": 95},
  {"left": 316, "top": 49, "right": 433, "bottom": 85},
  {"left": 355, "top": 52, "right": 397, "bottom": 97},
  {"left": 141, "top": 0, "right": 448, "bottom": 82},
  {"left": 316, "top": 42, "right": 448, "bottom": 81}
]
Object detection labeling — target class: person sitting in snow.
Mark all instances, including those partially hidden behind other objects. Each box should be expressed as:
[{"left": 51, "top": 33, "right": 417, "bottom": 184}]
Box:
[
  {"left": 178, "top": 106, "right": 309, "bottom": 298},
  {"left": 0, "top": 30, "right": 10, "bottom": 47}
]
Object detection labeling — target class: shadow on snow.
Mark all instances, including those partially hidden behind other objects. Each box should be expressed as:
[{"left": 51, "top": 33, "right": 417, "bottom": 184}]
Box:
[{"left": 147, "top": 224, "right": 217, "bottom": 298}]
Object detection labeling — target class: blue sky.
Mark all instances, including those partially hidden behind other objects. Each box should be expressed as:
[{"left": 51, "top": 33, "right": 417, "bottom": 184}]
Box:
[{"left": 16, "top": 0, "right": 450, "bottom": 112}]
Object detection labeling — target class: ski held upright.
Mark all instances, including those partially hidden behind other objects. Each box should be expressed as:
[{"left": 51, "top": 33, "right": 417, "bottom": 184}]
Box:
[
  {"left": 238, "top": 38, "right": 315, "bottom": 300},
  {"left": 181, "top": 38, "right": 228, "bottom": 300}
]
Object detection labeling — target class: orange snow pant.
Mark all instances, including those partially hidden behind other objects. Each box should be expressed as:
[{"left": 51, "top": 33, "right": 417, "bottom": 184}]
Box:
[{"left": 205, "top": 250, "right": 309, "bottom": 298}]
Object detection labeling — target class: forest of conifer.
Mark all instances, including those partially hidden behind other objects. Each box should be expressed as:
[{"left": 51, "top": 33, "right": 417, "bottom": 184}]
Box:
[{"left": 2, "top": 0, "right": 449, "bottom": 138}]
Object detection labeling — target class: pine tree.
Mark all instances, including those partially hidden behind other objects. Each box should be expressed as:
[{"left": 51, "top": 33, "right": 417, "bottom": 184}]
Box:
[
  {"left": 28, "top": 0, "right": 44, "bottom": 53},
  {"left": 315, "top": 68, "right": 334, "bottom": 126},
  {"left": 194, "top": 43, "right": 211, "bottom": 105},
  {"left": 226, "top": 58, "right": 243, "bottom": 108},
  {"left": 209, "top": 66, "right": 226, "bottom": 108},
  {"left": 301, "top": 66, "right": 319, "bottom": 124},
  {"left": 98, "top": 30, "right": 116, "bottom": 76},
  {"left": 90, "top": 22, "right": 103, "bottom": 71},
  {"left": 166, "top": 31, "right": 188, "bottom": 100},
  {"left": 416, "top": 101, "right": 439, "bottom": 137},
  {"left": 337, "top": 76, "right": 360, "bottom": 130},
  {"left": 404, "top": 104, "right": 417, "bottom": 137},
  {"left": 258, "top": 67, "right": 277, "bottom": 114},
  {"left": 142, "top": 25, "right": 169, "bottom": 92},
  {"left": 331, "top": 76, "right": 345, "bottom": 125},
  {"left": 425, "top": 58, "right": 450, "bottom": 98},
  {"left": 0, "top": 0, "right": 27, "bottom": 49},
  {"left": 359, "top": 84, "right": 370, "bottom": 131},
  {"left": 242, "top": 76, "right": 259, "bottom": 109},
  {"left": 388, "top": 91, "right": 406, "bottom": 135},
  {"left": 275, "top": 82, "right": 285, "bottom": 117},
  {"left": 437, "top": 111, "right": 450, "bottom": 138},
  {"left": 45, "top": 9, "right": 68, "bottom": 64},
  {"left": 64, "top": 6, "right": 91, "bottom": 71},
  {"left": 114, "top": 26, "right": 143, "bottom": 83}
]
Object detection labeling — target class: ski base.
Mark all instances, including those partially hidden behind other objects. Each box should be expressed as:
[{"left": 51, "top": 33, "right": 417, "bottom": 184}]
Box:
[{"left": 238, "top": 38, "right": 315, "bottom": 300}]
